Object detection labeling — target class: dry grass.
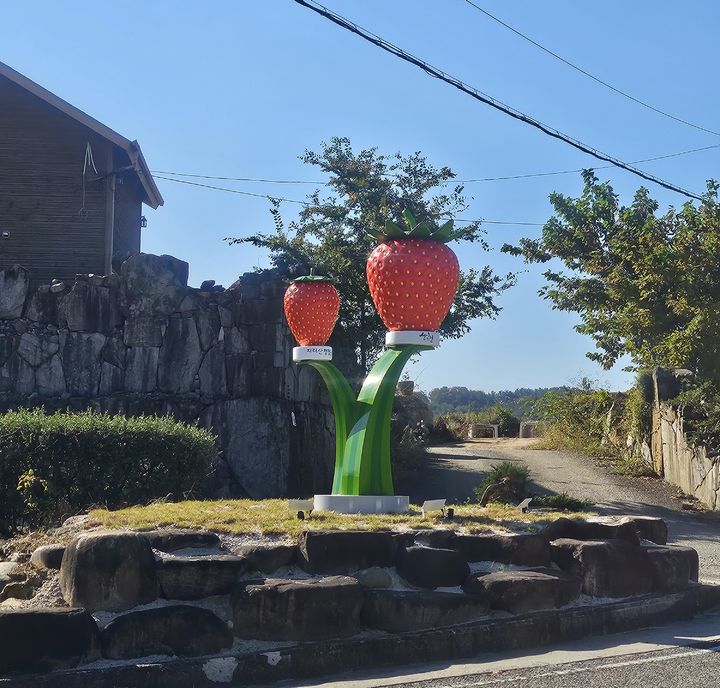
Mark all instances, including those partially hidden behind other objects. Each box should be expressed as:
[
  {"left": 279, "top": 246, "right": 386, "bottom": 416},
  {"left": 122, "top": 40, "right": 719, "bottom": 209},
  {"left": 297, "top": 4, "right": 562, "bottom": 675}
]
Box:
[{"left": 87, "top": 499, "right": 592, "bottom": 538}]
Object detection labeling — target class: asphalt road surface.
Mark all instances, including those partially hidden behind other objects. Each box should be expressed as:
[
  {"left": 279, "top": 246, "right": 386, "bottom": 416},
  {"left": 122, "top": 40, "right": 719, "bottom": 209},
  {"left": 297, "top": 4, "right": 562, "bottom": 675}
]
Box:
[{"left": 252, "top": 608, "right": 720, "bottom": 688}]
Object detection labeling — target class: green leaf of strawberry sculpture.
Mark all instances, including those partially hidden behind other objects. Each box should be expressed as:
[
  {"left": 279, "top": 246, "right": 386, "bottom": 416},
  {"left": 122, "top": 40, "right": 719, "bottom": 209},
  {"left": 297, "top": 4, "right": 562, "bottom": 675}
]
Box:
[
  {"left": 366, "top": 214, "right": 460, "bottom": 332},
  {"left": 284, "top": 274, "right": 340, "bottom": 346}
]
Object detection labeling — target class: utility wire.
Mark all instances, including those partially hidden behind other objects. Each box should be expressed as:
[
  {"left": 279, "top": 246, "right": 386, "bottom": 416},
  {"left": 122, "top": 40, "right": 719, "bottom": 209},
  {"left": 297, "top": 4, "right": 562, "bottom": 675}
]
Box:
[
  {"left": 153, "top": 175, "right": 309, "bottom": 205},
  {"left": 155, "top": 175, "right": 541, "bottom": 227},
  {"left": 463, "top": 0, "right": 720, "bottom": 138},
  {"left": 151, "top": 142, "right": 720, "bottom": 186},
  {"left": 293, "top": 0, "right": 703, "bottom": 201},
  {"left": 153, "top": 171, "right": 323, "bottom": 185}
]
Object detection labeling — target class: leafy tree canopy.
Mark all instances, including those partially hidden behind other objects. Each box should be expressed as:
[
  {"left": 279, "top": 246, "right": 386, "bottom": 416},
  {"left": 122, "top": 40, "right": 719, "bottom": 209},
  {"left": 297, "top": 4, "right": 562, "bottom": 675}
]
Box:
[
  {"left": 429, "top": 385, "right": 565, "bottom": 416},
  {"left": 228, "top": 137, "right": 514, "bottom": 376},
  {"left": 503, "top": 171, "right": 720, "bottom": 381}
]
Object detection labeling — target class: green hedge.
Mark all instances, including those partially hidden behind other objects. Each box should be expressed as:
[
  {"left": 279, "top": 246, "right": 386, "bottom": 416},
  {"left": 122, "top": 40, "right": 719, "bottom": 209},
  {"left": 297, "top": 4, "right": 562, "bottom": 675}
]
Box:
[{"left": 0, "top": 409, "right": 217, "bottom": 534}]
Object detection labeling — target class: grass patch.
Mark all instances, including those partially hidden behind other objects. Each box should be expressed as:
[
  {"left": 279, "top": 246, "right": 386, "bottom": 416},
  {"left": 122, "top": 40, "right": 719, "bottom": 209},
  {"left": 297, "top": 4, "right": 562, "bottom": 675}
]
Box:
[
  {"left": 87, "top": 499, "right": 591, "bottom": 538},
  {"left": 611, "top": 455, "right": 657, "bottom": 477},
  {"left": 531, "top": 492, "right": 594, "bottom": 512}
]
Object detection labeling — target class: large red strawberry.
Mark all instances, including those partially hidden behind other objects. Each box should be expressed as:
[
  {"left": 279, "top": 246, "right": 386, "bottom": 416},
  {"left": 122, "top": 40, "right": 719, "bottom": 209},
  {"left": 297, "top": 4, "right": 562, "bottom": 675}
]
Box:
[
  {"left": 366, "top": 211, "right": 460, "bottom": 332},
  {"left": 284, "top": 274, "right": 340, "bottom": 346}
]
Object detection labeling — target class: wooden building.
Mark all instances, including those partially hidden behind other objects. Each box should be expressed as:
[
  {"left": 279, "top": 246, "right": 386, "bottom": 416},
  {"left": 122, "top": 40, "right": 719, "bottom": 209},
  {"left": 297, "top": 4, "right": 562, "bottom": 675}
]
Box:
[{"left": 0, "top": 62, "right": 163, "bottom": 285}]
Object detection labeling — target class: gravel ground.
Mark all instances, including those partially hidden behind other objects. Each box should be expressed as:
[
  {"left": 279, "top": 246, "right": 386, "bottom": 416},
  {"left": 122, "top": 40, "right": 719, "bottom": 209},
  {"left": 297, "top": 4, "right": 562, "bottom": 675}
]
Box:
[{"left": 403, "top": 438, "right": 720, "bottom": 582}]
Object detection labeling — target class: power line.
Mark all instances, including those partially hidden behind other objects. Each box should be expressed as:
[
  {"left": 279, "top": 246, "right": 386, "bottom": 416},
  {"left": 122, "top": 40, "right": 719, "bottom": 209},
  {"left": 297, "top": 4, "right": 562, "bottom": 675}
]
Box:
[
  {"left": 153, "top": 171, "right": 323, "bottom": 185},
  {"left": 153, "top": 142, "right": 720, "bottom": 186},
  {"left": 292, "top": 0, "right": 704, "bottom": 201},
  {"left": 154, "top": 175, "right": 309, "bottom": 205},
  {"left": 155, "top": 175, "right": 542, "bottom": 228},
  {"left": 463, "top": 0, "right": 720, "bottom": 137}
]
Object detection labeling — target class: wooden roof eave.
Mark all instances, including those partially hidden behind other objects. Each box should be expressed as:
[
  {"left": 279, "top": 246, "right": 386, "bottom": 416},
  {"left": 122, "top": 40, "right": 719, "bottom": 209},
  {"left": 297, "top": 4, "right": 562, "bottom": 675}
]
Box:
[{"left": 0, "top": 61, "right": 164, "bottom": 209}]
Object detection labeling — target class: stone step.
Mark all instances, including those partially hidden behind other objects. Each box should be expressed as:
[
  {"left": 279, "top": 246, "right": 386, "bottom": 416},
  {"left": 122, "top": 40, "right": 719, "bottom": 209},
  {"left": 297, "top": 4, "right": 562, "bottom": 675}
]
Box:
[{"left": 157, "top": 555, "right": 249, "bottom": 599}]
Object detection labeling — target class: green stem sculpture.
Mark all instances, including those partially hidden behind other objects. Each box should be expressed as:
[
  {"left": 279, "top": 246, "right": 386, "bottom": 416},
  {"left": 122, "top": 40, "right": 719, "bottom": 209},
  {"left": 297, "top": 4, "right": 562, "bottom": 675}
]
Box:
[{"left": 302, "top": 344, "right": 429, "bottom": 496}]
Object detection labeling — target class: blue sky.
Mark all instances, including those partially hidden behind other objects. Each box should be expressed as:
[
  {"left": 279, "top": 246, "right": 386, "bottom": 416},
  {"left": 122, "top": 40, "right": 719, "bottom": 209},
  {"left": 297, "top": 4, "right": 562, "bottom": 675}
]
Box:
[{"left": 3, "top": 1, "right": 718, "bottom": 393}]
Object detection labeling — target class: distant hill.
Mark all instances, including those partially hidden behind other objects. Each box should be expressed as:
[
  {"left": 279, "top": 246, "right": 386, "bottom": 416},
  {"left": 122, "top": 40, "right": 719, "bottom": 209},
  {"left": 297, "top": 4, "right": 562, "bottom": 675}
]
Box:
[{"left": 428, "top": 385, "right": 569, "bottom": 418}]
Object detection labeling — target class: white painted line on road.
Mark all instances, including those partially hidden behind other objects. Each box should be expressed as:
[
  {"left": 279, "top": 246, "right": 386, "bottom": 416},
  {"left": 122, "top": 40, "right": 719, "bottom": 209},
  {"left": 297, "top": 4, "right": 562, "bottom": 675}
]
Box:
[{"left": 454, "top": 644, "right": 720, "bottom": 687}]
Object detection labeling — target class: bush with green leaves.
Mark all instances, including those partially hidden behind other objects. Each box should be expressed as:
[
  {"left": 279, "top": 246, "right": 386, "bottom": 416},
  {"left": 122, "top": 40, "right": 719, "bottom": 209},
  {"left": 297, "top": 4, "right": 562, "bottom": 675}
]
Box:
[
  {"left": 474, "top": 461, "right": 530, "bottom": 504},
  {"left": 0, "top": 409, "right": 218, "bottom": 535}
]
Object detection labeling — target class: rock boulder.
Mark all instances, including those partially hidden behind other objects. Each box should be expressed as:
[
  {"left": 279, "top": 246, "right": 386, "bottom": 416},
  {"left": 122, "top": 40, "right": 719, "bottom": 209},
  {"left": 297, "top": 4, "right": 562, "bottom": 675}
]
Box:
[
  {"left": 60, "top": 532, "right": 158, "bottom": 611},
  {"left": 0, "top": 608, "right": 100, "bottom": 673},
  {"left": 396, "top": 546, "right": 470, "bottom": 589},
  {"left": 30, "top": 544, "right": 66, "bottom": 571},
  {"left": 237, "top": 543, "right": 296, "bottom": 573},
  {"left": 0, "top": 266, "right": 29, "bottom": 319},
  {"left": 157, "top": 555, "right": 249, "bottom": 599},
  {"left": 453, "top": 533, "right": 550, "bottom": 566},
  {"left": 540, "top": 518, "right": 641, "bottom": 545},
  {"left": 550, "top": 538, "right": 655, "bottom": 597},
  {"left": 101, "top": 605, "right": 232, "bottom": 659},
  {"left": 463, "top": 568, "right": 581, "bottom": 614},
  {"left": 298, "top": 530, "right": 399, "bottom": 574},
  {"left": 232, "top": 576, "right": 363, "bottom": 640},
  {"left": 141, "top": 529, "right": 221, "bottom": 553}
]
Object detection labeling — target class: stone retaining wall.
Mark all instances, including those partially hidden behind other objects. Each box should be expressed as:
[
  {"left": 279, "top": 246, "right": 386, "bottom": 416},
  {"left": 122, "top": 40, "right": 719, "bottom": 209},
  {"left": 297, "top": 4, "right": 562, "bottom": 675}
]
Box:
[
  {"left": 0, "top": 516, "right": 707, "bottom": 677},
  {"left": 657, "top": 405, "right": 720, "bottom": 511},
  {"left": 0, "top": 255, "right": 335, "bottom": 497}
]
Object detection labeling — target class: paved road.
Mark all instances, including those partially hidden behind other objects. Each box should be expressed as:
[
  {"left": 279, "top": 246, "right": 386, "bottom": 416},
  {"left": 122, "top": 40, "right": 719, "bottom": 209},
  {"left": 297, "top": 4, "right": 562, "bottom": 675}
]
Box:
[
  {"left": 252, "top": 610, "right": 720, "bottom": 687},
  {"left": 403, "top": 438, "right": 720, "bottom": 582}
]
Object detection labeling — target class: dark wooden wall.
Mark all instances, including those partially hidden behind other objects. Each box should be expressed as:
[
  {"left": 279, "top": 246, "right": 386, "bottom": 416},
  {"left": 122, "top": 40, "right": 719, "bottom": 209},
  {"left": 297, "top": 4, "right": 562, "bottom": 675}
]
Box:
[
  {"left": 0, "top": 75, "right": 144, "bottom": 286},
  {"left": 113, "top": 171, "right": 143, "bottom": 268}
]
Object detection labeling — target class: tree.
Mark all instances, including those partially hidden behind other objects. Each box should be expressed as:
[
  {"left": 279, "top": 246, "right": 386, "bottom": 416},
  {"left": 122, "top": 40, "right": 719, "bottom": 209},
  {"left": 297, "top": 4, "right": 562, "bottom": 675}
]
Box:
[
  {"left": 229, "top": 137, "right": 514, "bottom": 377},
  {"left": 503, "top": 171, "right": 720, "bottom": 381}
]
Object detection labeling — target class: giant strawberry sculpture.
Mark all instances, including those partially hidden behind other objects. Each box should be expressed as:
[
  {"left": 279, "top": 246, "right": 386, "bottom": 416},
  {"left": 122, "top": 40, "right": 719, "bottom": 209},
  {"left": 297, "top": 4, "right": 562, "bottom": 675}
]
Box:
[
  {"left": 284, "top": 273, "right": 339, "bottom": 362},
  {"left": 285, "top": 211, "right": 463, "bottom": 511},
  {"left": 366, "top": 211, "right": 460, "bottom": 340}
]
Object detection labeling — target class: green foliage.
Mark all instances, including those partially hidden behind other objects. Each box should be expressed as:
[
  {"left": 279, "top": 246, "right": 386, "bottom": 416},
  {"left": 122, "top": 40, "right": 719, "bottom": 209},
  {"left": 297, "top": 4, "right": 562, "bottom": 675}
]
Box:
[
  {"left": 440, "top": 405, "right": 521, "bottom": 440},
  {"left": 0, "top": 409, "right": 217, "bottom": 535},
  {"left": 392, "top": 424, "right": 428, "bottom": 482},
  {"left": 531, "top": 492, "right": 594, "bottom": 512},
  {"left": 229, "top": 137, "right": 515, "bottom": 374},
  {"left": 533, "top": 380, "right": 656, "bottom": 476},
  {"left": 533, "top": 384, "right": 619, "bottom": 457},
  {"left": 503, "top": 172, "right": 720, "bottom": 380},
  {"left": 673, "top": 380, "right": 720, "bottom": 457},
  {"left": 429, "top": 385, "right": 566, "bottom": 416},
  {"left": 474, "top": 461, "right": 530, "bottom": 504}
]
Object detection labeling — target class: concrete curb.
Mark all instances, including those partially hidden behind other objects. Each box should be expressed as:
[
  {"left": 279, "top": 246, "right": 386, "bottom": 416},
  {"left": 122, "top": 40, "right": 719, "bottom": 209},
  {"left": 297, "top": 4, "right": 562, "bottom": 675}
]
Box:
[{"left": 3, "top": 584, "right": 719, "bottom": 687}]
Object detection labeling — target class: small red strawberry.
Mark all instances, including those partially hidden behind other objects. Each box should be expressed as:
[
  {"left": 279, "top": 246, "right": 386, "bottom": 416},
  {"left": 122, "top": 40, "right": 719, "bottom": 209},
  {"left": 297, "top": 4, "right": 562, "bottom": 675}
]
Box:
[
  {"left": 366, "top": 211, "right": 460, "bottom": 332},
  {"left": 284, "top": 274, "right": 340, "bottom": 346}
]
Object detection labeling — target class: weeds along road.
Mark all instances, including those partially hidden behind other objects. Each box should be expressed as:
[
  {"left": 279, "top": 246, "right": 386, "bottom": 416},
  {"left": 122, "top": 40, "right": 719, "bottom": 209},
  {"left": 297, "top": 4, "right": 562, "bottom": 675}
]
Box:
[{"left": 403, "top": 438, "right": 720, "bottom": 583}]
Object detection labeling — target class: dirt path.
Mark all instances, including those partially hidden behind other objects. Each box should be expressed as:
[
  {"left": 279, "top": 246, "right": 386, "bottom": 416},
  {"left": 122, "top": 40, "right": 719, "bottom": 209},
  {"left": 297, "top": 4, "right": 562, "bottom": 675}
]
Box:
[{"left": 402, "top": 438, "right": 720, "bottom": 582}]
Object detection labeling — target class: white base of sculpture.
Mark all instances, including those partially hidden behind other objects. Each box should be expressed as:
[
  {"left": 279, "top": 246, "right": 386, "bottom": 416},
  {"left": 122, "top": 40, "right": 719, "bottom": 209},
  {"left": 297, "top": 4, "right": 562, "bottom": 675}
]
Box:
[
  {"left": 293, "top": 346, "right": 332, "bottom": 362},
  {"left": 313, "top": 494, "right": 410, "bottom": 514},
  {"left": 385, "top": 330, "right": 440, "bottom": 348}
]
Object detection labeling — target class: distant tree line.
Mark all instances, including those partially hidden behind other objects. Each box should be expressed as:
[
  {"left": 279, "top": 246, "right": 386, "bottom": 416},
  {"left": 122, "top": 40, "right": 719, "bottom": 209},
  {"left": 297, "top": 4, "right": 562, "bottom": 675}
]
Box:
[{"left": 428, "top": 386, "right": 568, "bottom": 417}]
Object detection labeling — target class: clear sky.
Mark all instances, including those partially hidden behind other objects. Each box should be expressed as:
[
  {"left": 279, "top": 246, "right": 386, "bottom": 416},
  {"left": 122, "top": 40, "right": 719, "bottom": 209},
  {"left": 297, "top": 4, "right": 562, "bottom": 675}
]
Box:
[{"left": 2, "top": 1, "right": 718, "bottom": 394}]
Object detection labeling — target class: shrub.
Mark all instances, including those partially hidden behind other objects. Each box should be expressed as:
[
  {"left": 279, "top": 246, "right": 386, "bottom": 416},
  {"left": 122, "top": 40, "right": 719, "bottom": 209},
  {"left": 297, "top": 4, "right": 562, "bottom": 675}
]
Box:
[
  {"left": 531, "top": 492, "right": 594, "bottom": 512},
  {"left": 392, "top": 423, "right": 428, "bottom": 482},
  {"left": 0, "top": 409, "right": 217, "bottom": 535},
  {"left": 474, "top": 461, "right": 530, "bottom": 504}
]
